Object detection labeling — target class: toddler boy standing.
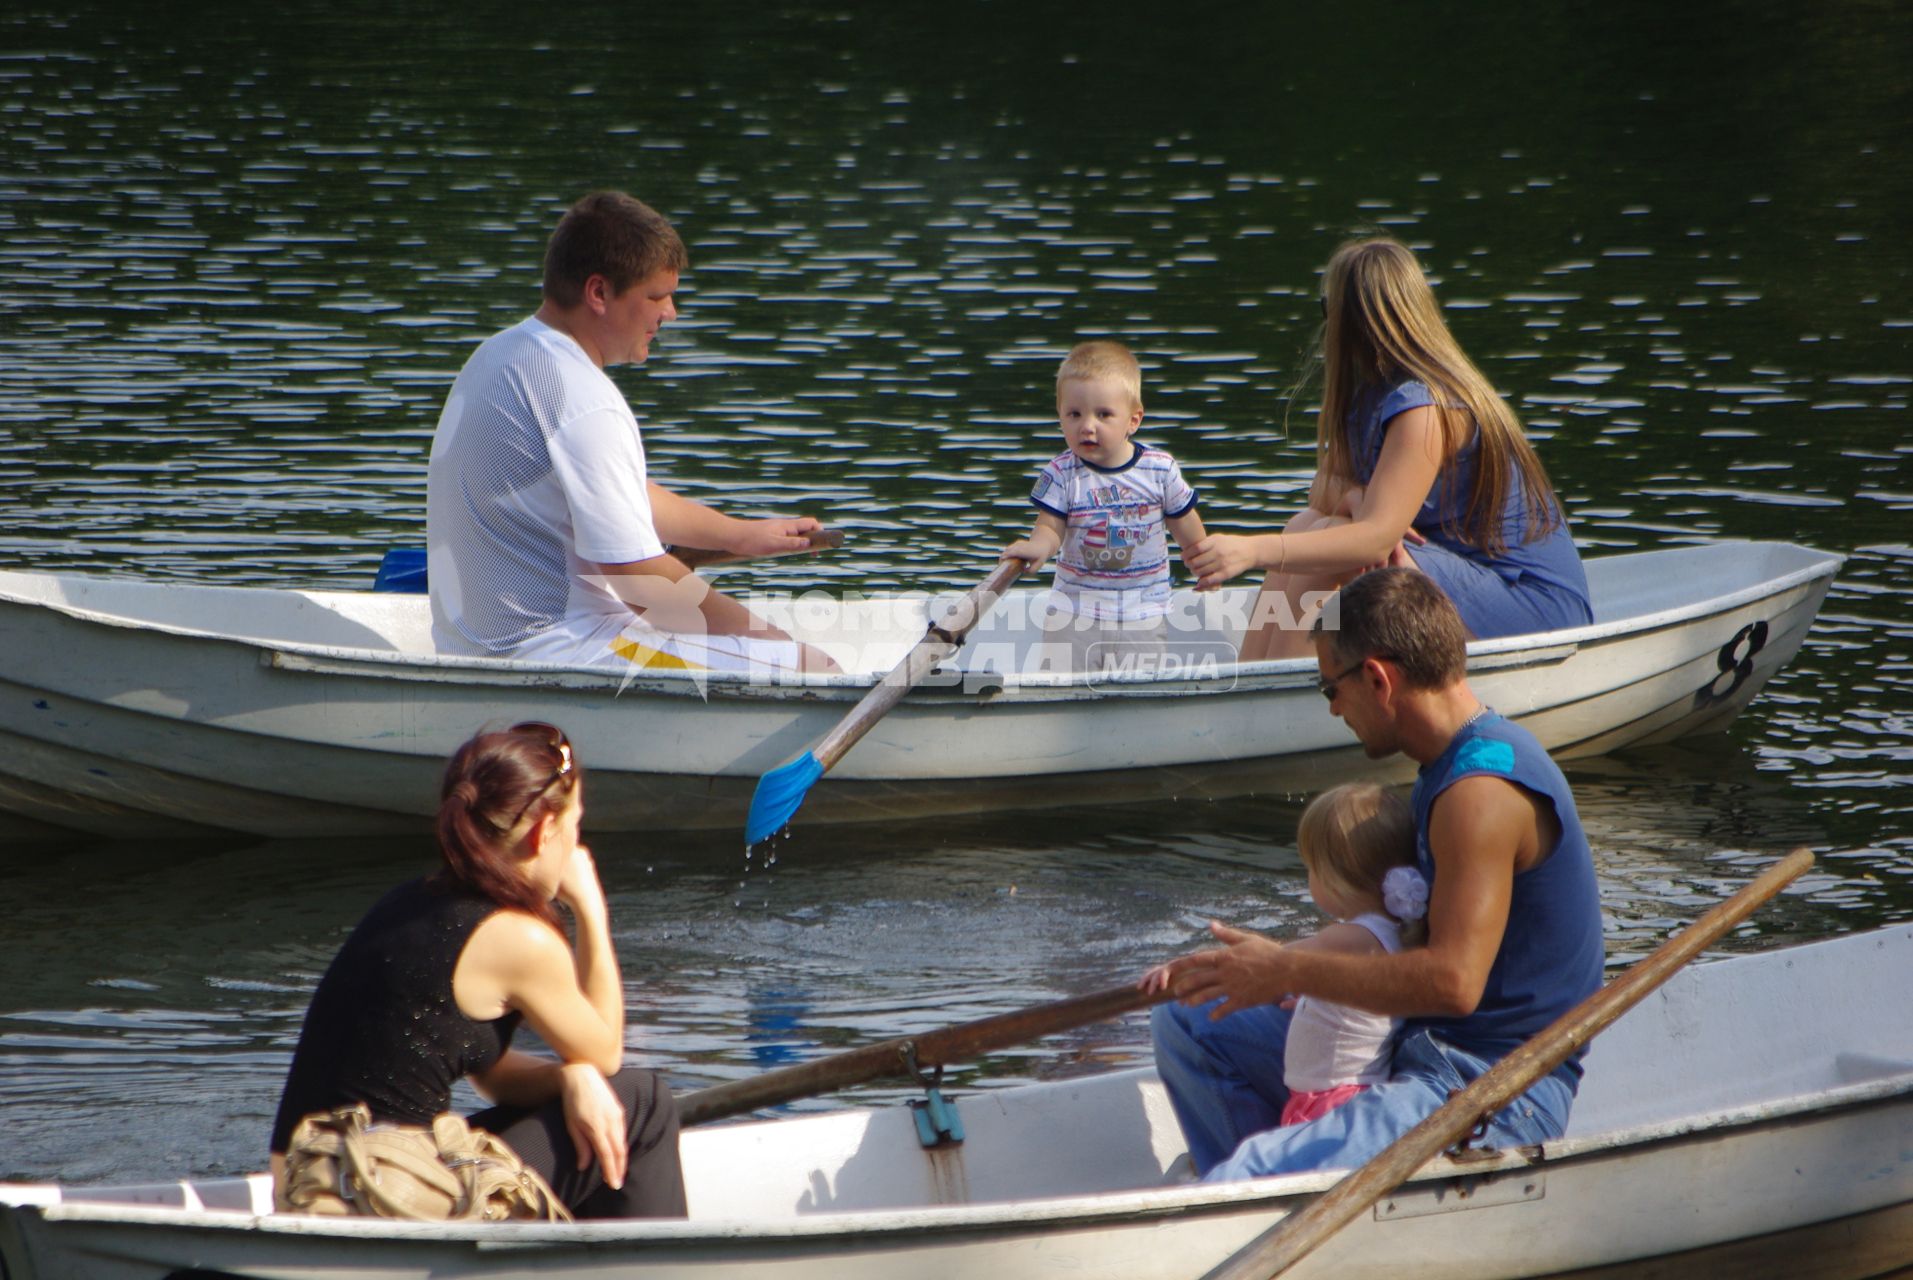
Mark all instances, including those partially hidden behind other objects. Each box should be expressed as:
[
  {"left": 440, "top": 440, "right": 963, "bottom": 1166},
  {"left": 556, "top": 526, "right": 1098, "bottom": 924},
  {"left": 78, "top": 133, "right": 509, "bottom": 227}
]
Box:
[{"left": 1004, "top": 341, "right": 1206, "bottom": 673}]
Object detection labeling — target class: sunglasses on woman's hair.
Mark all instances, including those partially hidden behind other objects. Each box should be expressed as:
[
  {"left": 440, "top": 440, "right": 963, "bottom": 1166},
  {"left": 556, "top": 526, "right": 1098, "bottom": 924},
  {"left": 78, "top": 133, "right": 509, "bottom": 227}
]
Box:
[{"left": 503, "top": 722, "right": 574, "bottom": 828}]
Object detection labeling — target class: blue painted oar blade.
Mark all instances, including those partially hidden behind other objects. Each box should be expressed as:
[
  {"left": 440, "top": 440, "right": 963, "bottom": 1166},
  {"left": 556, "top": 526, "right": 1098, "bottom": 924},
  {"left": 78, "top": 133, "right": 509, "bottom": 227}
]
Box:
[{"left": 746, "top": 751, "right": 825, "bottom": 845}]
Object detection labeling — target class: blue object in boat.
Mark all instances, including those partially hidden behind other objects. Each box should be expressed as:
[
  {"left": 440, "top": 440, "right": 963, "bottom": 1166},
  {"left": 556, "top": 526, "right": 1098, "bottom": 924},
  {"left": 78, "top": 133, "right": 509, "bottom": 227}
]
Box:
[
  {"left": 374, "top": 548, "right": 429, "bottom": 594},
  {"left": 910, "top": 1086, "right": 964, "bottom": 1148}
]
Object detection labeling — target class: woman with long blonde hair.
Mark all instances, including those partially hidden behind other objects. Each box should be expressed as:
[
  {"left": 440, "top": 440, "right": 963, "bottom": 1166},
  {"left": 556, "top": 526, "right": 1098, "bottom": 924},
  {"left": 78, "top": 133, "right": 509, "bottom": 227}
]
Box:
[{"left": 1191, "top": 237, "right": 1590, "bottom": 660}]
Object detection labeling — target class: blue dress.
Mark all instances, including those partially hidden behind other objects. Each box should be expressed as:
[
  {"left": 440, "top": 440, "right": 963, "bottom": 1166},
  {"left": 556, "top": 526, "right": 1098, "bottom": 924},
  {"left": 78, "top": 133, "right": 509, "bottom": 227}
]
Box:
[{"left": 1349, "top": 380, "right": 1592, "bottom": 638}]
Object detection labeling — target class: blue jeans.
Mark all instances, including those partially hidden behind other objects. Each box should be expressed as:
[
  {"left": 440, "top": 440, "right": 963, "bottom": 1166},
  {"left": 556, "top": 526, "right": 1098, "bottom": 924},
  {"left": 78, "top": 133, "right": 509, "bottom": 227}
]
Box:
[{"left": 1150, "top": 999, "right": 1576, "bottom": 1179}]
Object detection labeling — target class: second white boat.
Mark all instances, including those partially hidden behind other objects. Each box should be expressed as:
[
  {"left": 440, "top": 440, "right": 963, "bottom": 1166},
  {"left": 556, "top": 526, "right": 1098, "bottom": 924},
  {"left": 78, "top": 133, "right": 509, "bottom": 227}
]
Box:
[
  {"left": 0, "top": 540, "right": 1842, "bottom": 839},
  {"left": 4, "top": 922, "right": 1908, "bottom": 1279}
]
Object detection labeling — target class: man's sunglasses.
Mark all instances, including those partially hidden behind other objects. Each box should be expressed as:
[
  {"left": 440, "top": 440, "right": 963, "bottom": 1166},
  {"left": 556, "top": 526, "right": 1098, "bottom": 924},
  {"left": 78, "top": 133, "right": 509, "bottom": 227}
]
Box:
[{"left": 1318, "top": 655, "right": 1395, "bottom": 701}]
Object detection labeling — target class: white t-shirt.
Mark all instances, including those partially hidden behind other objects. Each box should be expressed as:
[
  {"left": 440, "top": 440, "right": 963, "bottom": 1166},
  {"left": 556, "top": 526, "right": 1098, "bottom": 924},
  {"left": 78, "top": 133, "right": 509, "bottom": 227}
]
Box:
[
  {"left": 1282, "top": 912, "right": 1406, "bottom": 1092},
  {"left": 1029, "top": 444, "right": 1197, "bottom": 621},
  {"left": 426, "top": 317, "right": 666, "bottom": 655}
]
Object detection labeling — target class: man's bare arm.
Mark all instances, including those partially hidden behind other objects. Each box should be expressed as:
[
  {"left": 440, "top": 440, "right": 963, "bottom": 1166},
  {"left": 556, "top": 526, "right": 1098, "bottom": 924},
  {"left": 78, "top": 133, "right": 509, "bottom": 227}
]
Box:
[
  {"left": 1153, "top": 775, "right": 1529, "bottom": 1019},
  {"left": 592, "top": 553, "right": 792, "bottom": 640},
  {"left": 646, "top": 481, "right": 819, "bottom": 556}
]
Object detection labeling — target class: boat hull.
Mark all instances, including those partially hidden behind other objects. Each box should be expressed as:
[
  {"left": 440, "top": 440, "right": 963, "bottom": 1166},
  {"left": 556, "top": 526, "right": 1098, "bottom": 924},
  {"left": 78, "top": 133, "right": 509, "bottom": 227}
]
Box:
[
  {"left": 5, "top": 1121, "right": 1910, "bottom": 1280},
  {"left": 4, "top": 925, "right": 1909, "bottom": 1279},
  {"left": 0, "top": 542, "right": 1842, "bottom": 838}
]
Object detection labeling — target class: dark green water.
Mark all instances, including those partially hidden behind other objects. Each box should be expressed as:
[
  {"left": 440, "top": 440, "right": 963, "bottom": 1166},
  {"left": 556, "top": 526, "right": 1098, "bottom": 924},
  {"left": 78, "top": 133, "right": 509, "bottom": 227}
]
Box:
[{"left": 1, "top": 2, "right": 1908, "bottom": 1182}]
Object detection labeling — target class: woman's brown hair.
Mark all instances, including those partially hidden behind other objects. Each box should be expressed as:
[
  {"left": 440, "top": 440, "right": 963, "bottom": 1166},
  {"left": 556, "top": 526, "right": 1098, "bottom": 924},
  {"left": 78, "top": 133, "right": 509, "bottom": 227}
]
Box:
[{"left": 432, "top": 723, "right": 580, "bottom": 928}]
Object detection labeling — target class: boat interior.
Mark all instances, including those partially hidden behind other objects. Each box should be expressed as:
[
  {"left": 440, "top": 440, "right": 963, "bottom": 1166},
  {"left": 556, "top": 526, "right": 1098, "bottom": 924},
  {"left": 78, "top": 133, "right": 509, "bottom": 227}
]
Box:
[{"left": 7, "top": 921, "right": 1907, "bottom": 1225}]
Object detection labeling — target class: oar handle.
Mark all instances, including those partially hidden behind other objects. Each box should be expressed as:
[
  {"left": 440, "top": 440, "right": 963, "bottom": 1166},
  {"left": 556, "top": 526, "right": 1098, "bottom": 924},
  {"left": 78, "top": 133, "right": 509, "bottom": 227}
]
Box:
[
  {"left": 810, "top": 557, "right": 1026, "bottom": 772},
  {"left": 677, "top": 979, "right": 1165, "bottom": 1127},
  {"left": 1208, "top": 846, "right": 1816, "bottom": 1280},
  {"left": 673, "top": 527, "right": 845, "bottom": 571}
]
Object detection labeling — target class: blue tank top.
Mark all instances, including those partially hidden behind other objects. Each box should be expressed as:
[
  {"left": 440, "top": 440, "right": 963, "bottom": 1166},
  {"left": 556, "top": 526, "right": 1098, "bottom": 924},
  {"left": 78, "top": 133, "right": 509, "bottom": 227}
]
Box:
[
  {"left": 1404, "top": 712, "right": 1604, "bottom": 1082},
  {"left": 1350, "top": 380, "right": 1591, "bottom": 630}
]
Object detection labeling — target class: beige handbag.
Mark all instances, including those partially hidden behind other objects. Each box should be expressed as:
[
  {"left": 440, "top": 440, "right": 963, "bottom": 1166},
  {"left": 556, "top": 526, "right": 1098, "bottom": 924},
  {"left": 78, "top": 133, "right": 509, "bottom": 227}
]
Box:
[{"left": 278, "top": 1103, "right": 573, "bottom": 1222}]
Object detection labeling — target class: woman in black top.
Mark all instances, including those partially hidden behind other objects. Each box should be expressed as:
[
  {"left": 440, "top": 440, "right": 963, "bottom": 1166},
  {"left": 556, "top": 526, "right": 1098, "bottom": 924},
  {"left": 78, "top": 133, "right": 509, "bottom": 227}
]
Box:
[{"left": 270, "top": 722, "right": 685, "bottom": 1218}]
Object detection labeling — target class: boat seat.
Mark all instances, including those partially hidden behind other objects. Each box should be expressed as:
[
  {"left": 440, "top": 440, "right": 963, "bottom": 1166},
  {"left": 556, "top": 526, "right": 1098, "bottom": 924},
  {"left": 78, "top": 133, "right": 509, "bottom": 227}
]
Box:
[{"left": 46, "top": 1174, "right": 271, "bottom": 1215}]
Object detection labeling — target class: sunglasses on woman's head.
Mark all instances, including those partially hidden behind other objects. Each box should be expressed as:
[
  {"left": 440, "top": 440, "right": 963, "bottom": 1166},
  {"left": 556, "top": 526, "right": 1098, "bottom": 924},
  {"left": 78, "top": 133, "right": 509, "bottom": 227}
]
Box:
[{"left": 504, "top": 722, "right": 574, "bottom": 827}]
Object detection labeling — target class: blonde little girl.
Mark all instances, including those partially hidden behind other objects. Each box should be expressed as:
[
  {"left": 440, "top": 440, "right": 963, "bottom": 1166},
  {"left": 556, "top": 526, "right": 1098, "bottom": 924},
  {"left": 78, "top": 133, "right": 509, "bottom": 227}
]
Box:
[{"left": 1279, "top": 781, "right": 1428, "bottom": 1125}]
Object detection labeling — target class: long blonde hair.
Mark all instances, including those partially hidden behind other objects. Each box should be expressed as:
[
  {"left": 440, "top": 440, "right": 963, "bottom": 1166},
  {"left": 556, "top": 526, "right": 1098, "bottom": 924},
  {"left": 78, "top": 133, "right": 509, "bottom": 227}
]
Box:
[
  {"left": 1313, "top": 237, "right": 1562, "bottom": 554},
  {"left": 1296, "top": 782, "right": 1425, "bottom": 945}
]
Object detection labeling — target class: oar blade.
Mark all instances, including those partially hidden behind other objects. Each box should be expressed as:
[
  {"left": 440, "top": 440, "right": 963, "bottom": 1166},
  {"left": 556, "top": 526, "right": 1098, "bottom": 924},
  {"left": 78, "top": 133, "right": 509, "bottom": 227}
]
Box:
[
  {"left": 746, "top": 751, "right": 825, "bottom": 845},
  {"left": 741, "top": 558, "right": 1025, "bottom": 846}
]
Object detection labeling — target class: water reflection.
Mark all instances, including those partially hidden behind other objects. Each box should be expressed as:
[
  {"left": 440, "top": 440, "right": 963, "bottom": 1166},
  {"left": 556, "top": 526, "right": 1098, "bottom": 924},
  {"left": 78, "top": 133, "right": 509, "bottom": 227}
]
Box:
[
  {"left": 2, "top": 760, "right": 1897, "bottom": 1183},
  {"left": 1, "top": 0, "right": 1909, "bottom": 1185}
]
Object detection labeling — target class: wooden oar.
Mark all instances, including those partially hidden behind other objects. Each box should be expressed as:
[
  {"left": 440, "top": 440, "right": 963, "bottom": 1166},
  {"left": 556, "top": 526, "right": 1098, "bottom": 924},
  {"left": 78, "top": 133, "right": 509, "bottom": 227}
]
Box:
[
  {"left": 677, "top": 979, "right": 1165, "bottom": 1127},
  {"left": 744, "top": 556, "right": 1026, "bottom": 845},
  {"left": 1203, "top": 845, "right": 1815, "bottom": 1280},
  {"left": 672, "top": 526, "right": 844, "bottom": 571}
]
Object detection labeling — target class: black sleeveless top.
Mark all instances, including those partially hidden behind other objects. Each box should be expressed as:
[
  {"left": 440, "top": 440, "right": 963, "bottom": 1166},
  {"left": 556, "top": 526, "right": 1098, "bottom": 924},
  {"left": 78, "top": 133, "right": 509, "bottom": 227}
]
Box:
[{"left": 271, "top": 877, "right": 523, "bottom": 1153}]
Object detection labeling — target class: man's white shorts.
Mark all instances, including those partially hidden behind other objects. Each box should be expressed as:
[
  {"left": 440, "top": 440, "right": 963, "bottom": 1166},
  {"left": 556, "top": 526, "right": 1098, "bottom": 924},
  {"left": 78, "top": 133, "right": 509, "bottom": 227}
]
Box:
[{"left": 509, "top": 611, "right": 807, "bottom": 675}]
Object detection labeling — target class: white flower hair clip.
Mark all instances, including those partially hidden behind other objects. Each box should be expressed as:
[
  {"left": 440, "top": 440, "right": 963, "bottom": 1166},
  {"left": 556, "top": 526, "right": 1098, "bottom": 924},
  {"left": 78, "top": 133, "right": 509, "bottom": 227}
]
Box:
[{"left": 1382, "top": 865, "right": 1430, "bottom": 922}]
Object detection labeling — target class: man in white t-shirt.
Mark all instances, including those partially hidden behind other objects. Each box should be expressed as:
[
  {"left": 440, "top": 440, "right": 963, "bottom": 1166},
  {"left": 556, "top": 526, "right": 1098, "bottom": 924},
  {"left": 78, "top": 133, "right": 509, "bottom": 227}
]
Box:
[{"left": 426, "top": 191, "right": 836, "bottom": 675}]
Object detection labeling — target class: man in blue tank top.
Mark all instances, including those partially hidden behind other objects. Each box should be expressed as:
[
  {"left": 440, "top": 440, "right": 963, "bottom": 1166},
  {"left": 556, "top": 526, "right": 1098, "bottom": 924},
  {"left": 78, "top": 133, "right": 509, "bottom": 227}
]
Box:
[{"left": 1149, "top": 568, "right": 1604, "bottom": 1179}]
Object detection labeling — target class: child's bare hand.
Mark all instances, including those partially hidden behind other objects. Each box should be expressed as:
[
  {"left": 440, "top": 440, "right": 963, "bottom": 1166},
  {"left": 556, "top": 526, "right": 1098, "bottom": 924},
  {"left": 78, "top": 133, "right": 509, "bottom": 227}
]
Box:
[
  {"left": 1002, "top": 539, "right": 1050, "bottom": 571},
  {"left": 1139, "top": 961, "right": 1176, "bottom": 995}
]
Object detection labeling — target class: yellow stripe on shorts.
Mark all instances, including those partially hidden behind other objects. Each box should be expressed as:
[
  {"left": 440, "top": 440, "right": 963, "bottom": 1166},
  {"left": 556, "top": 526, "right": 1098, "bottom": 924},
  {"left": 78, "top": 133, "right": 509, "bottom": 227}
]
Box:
[{"left": 607, "top": 635, "right": 705, "bottom": 671}]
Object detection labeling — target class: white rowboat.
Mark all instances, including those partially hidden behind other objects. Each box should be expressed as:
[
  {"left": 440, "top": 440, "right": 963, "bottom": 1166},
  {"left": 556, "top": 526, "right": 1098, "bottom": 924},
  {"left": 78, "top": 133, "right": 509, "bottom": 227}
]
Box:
[
  {"left": 0, "top": 541, "right": 1841, "bottom": 840},
  {"left": 3, "top": 922, "right": 1908, "bottom": 1279}
]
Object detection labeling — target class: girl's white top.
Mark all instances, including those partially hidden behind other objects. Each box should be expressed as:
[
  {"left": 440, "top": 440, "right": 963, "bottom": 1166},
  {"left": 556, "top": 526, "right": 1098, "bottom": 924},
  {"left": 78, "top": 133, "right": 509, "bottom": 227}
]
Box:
[{"left": 1283, "top": 911, "right": 1406, "bottom": 1092}]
